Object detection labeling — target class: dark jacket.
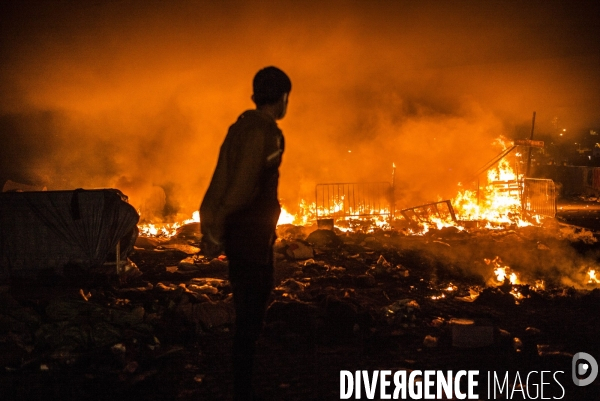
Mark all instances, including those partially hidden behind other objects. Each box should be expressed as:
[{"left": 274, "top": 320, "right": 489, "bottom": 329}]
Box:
[{"left": 200, "top": 109, "right": 284, "bottom": 245}]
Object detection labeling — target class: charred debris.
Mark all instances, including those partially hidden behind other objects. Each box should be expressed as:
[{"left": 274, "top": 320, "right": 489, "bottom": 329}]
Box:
[{"left": 0, "top": 205, "right": 600, "bottom": 398}]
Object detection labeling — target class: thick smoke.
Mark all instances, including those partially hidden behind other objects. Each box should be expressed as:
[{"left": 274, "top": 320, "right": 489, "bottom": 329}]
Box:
[{"left": 0, "top": 1, "right": 598, "bottom": 220}]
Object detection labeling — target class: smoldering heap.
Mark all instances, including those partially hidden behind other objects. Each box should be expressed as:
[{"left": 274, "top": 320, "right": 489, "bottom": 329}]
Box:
[{"left": 1, "top": 214, "right": 599, "bottom": 399}]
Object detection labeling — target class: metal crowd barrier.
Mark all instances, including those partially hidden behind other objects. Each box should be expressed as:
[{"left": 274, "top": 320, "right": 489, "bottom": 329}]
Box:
[
  {"left": 400, "top": 200, "right": 457, "bottom": 225},
  {"left": 522, "top": 178, "right": 556, "bottom": 217},
  {"left": 315, "top": 182, "right": 393, "bottom": 219}
]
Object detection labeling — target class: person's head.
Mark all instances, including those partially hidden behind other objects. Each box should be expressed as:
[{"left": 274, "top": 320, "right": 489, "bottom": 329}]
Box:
[{"left": 251, "top": 66, "right": 291, "bottom": 120}]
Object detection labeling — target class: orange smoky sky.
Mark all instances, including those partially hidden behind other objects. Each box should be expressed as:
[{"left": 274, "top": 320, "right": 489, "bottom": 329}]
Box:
[{"left": 1, "top": 0, "right": 599, "bottom": 221}]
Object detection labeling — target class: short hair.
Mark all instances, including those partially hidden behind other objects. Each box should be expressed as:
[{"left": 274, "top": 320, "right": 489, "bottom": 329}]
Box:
[{"left": 252, "top": 66, "right": 292, "bottom": 106}]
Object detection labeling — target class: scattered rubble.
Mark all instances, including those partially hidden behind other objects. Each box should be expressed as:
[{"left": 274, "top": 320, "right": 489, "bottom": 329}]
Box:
[{"left": 0, "top": 220, "right": 599, "bottom": 399}]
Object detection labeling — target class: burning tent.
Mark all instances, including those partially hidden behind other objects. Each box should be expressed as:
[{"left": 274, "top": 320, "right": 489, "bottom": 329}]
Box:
[{"left": 0, "top": 188, "right": 139, "bottom": 279}]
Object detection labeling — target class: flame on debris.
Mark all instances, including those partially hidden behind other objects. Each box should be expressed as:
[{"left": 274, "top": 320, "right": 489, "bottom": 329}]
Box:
[
  {"left": 278, "top": 207, "right": 296, "bottom": 225},
  {"left": 278, "top": 198, "right": 391, "bottom": 232},
  {"left": 139, "top": 211, "right": 200, "bottom": 238},
  {"left": 422, "top": 216, "right": 459, "bottom": 233},
  {"left": 453, "top": 158, "right": 530, "bottom": 228},
  {"left": 487, "top": 256, "right": 520, "bottom": 285},
  {"left": 430, "top": 283, "right": 456, "bottom": 300},
  {"left": 138, "top": 138, "right": 540, "bottom": 237},
  {"left": 494, "top": 267, "right": 520, "bottom": 285},
  {"left": 276, "top": 138, "right": 539, "bottom": 233},
  {"left": 483, "top": 256, "right": 540, "bottom": 300}
]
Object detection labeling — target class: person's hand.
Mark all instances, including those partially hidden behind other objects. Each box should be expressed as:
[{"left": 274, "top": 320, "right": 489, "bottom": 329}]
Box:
[{"left": 200, "top": 234, "right": 223, "bottom": 259}]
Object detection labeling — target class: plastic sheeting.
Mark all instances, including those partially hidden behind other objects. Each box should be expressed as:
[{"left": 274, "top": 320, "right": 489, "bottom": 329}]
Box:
[{"left": 0, "top": 189, "right": 139, "bottom": 279}]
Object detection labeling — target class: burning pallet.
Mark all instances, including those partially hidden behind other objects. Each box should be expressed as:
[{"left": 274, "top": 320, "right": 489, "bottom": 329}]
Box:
[{"left": 400, "top": 200, "right": 457, "bottom": 228}]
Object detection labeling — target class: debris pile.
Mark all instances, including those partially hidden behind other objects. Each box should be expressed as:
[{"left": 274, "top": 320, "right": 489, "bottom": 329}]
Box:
[{"left": 1, "top": 218, "right": 599, "bottom": 399}]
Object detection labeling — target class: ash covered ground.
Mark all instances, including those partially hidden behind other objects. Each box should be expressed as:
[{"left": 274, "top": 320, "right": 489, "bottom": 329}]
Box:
[{"left": 1, "top": 202, "right": 600, "bottom": 400}]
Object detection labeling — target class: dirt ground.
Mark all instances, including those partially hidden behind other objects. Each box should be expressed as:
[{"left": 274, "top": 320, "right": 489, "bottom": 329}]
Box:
[{"left": 1, "top": 201, "right": 600, "bottom": 400}]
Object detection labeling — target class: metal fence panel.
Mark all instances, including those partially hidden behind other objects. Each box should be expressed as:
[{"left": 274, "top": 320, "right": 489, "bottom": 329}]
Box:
[
  {"left": 400, "top": 200, "right": 457, "bottom": 224},
  {"left": 522, "top": 178, "right": 556, "bottom": 217},
  {"left": 315, "top": 182, "right": 393, "bottom": 219}
]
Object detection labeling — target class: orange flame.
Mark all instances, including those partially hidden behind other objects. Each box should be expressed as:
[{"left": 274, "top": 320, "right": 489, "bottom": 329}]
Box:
[
  {"left": 452, "top": 157, "right": 531, "bottom": 228},
  {"left": 486, "top": 256, "right": 520, "bottom": 285},
  {"left": 138, "top": 138, "right": 541, "bottom": 237},
  {"left": 139, "top": 211, "right": 200, "bottom": 238}
]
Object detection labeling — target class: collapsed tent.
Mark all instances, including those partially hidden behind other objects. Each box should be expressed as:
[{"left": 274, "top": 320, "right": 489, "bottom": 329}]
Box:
[{"left": 0, "top": 189, "right": 139, "bottom": 279}]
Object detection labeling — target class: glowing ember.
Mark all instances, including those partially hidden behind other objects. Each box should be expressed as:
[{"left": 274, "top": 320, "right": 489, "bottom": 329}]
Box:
[
  {"left": 445, "top": 284, "right": 456, "bottom": 292},
  {"left": 510, "top": 289, "right": 524, "bottom": 300},
  {"left": 431, "top": 283, "right": 457, "bottom": 300}
]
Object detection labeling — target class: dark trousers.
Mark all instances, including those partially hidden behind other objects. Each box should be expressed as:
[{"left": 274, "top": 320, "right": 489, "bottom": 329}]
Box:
[{"left": 225, "top": 221, "right": 275, "bottom": 400}]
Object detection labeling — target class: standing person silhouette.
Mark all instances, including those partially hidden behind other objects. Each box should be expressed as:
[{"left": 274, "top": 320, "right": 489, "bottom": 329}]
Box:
[{"left": 200, "top": 66, "right": 291, "bottom": 400}]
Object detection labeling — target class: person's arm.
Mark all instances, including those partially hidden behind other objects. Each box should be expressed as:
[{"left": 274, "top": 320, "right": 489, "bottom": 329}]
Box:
[
  {"left": 200, "top": 124, "right": 271, "bottom": 252},
  {"left": 200, "top": 142, "right": 230, "bottom": 248},
  {"left": 218, "top": 127, "right": 267, "bottom": 217}
]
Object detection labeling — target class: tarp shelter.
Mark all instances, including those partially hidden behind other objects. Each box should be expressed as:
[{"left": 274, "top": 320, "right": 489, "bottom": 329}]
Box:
[{"left": 0, "top": 189, "right": 139, "bottom": 279}]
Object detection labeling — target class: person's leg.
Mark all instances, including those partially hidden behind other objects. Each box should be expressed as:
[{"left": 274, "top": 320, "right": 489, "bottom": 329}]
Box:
[
  {"left": 225, "top": 220, "right": 276, "bottom": 400},
  {"left": 231, "top": 270, "right": 272, "bottom": 400}
]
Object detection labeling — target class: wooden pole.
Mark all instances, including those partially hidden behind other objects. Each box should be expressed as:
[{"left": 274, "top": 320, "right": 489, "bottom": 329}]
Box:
[
  {"left": 525, "top": 111, "right": 536, "bottom": 177},
  {"left": 523, "top": 111, "right": 536, "bottom": 214}
]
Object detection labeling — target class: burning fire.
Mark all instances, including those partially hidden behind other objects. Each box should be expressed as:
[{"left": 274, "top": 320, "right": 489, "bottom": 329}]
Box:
[
  {"left": 278, "top": 207, "right": 296, "bottom": 225},
  {"left": 138, "top": 138, "right": 541, "bottom": 238},
  {"left": 139, "top": 211, "right": 200, "bottom": 238},
  {"left": 277, "top": 198, "right": 391, "bottom": 231},
  {"left": 420, "top": 215, "right": 459, "bottom": 233},
  {"left": 589, "top": 269, "right": 600, "bottom": 284},
  {"left": 485, "top": 256, "right": 526, "bottom": 300},
  {"left": 494, "top": 267, "right": 519, "bottom": 285},
  {"left": 430, "top": 283, "right": 456, "bottom": 300},
  {"left": 452, "top": 158, "right": 531, "bottom": 228},
  {"left": 486, "top": 256, "right": 520, "bottom": 285}
]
